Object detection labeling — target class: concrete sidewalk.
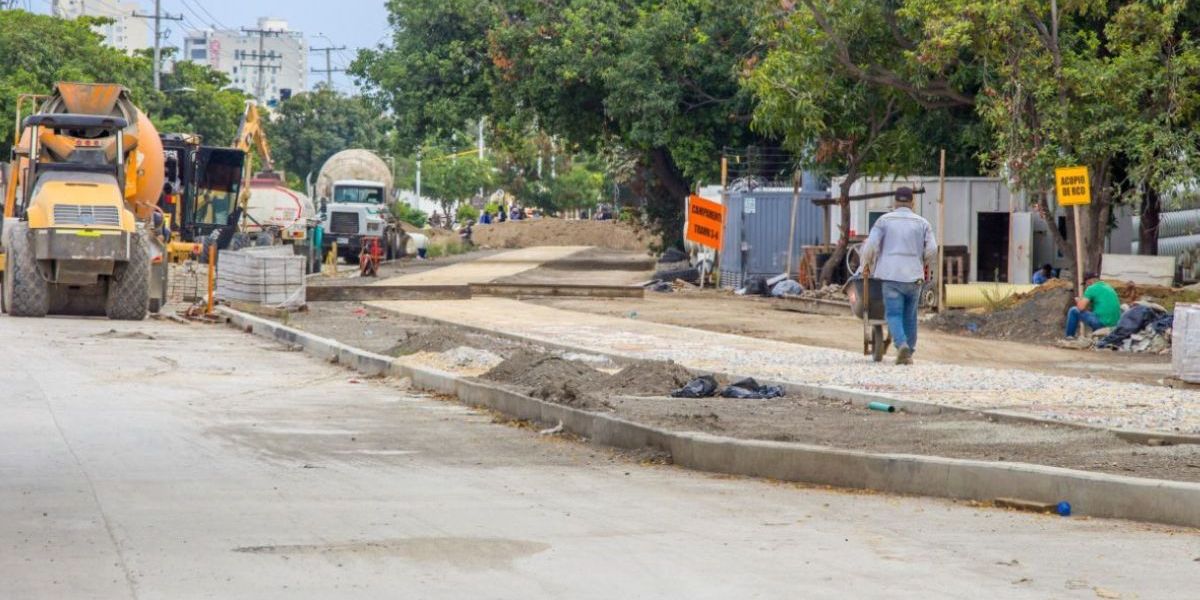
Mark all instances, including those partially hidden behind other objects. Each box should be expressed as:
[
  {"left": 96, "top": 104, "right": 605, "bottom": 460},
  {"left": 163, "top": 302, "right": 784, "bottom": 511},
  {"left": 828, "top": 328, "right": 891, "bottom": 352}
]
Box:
[
  {"left": 368, "top": 297, "right": 1200, "bottom": 433},
  {"left": 375, "top": 246, "right": 589, "bottom": 286}
]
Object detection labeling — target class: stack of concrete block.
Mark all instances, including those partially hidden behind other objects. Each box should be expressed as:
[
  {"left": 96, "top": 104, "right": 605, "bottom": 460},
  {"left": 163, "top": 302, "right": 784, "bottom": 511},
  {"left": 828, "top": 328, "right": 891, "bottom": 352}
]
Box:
[{"left": 216, "top": 246, "right": 306, "bottom": 308}]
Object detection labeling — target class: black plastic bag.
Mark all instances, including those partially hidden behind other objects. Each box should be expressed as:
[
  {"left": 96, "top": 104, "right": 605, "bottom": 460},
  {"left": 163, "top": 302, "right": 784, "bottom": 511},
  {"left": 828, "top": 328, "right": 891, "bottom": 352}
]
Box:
[
  {"left": 719, "top": 377, "right": 785, "bottom": 399},
  {"left": 671, "top": 375, "right": 719, "bottom": 398},
  {"left": 1097, "top": 305, "right": 1163, "bottom": 349}
]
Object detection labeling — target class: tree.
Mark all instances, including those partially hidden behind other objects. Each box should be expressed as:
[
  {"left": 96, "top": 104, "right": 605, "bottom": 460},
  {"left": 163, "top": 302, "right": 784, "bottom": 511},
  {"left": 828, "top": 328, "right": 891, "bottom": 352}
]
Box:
[
  {"left": 0, "top": 10, "right": 248, "bottom": 158},
  {"left": 421, "top": 150, "right": 494, "bottom": 225},
  {"left": 350, "top": 0, "right": 496, "bottom": 152},
  {"left": 265, "top": 87, "right": 388, "bottom": 183},
  {"left": 146, "top": 60, "right": 247, "bottom": 147},
  {"left": 747, "top": 2, "right": 984, "bottom": 283},
  {"left": 0, "top": 10, "right": 150, "bottom": 156},
  {"left": 353, "top": 0, "right": 771, "bottom": 244},
  {"left": 819, "top": 0, "right": 1200, "bottom": 274},
  {"left": 549, "top": 160, "right": 604, "bottom": 216}
]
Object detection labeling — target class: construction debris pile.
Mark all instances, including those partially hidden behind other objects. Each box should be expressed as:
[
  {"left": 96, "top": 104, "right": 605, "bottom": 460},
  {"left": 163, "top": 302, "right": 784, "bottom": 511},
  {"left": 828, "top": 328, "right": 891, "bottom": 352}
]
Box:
[
  {"left": 481, "top": 350, "right": 694, "bottom": 410},
  {"left": 1065, "top": 302, "right": 1174, "bottom": 354},
  {"left": 929, "top": 279, "right": 1073, "bottom": 344}
]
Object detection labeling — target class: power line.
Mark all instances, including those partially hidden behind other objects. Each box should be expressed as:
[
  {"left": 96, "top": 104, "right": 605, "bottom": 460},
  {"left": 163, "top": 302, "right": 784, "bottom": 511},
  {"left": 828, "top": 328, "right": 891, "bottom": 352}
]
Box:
[
  {"left": 131, "top": 0, "right": 183, "bottom": 91},
  {"left": 240, "top": 26, "right": 286, "bottom": 100},
  {"left": 185, "top": 0, "right": 228, "bottom": 30},
  {"left": 309, "top": 45, "right": 346, "bottom": 88}
]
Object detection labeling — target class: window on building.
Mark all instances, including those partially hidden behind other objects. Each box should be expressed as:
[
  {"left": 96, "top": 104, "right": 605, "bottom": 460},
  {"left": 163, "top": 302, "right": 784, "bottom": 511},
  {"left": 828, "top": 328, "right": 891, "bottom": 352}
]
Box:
[{"left": 191, "top": 49, "right": 207, "bottom": 60}]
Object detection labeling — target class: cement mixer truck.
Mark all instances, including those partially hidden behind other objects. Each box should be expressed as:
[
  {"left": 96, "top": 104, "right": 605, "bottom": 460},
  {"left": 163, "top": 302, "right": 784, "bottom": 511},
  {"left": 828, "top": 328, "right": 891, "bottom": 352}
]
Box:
[
  {"left": 1, "top": 83, "right": 168, "bottom": 319},
  {"left": 310, "top": 149, "right": 407, "bottom": 263}
]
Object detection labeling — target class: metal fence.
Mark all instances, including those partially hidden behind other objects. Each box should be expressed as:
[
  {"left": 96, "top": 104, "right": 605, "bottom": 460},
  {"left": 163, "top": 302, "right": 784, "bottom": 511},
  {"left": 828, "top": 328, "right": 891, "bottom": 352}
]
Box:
[{"left": 719, "top": 188, "right": 828, "bottom": 288}]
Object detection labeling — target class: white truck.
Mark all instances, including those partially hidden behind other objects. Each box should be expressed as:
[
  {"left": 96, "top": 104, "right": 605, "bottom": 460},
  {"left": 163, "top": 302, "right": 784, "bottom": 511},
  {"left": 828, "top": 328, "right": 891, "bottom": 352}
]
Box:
[{"left": 310, "top": 149, "right": 407, "bottom": 263}]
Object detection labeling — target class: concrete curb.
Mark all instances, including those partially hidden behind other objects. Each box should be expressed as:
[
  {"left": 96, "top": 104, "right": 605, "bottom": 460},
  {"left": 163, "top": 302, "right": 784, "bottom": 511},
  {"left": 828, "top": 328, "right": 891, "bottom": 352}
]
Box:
[
  {"left": 217, "top": 307, "right": 1200, "bottom": 529},
  {"left": 353, "top": 309, "right": 1200, "bottom": 445}
]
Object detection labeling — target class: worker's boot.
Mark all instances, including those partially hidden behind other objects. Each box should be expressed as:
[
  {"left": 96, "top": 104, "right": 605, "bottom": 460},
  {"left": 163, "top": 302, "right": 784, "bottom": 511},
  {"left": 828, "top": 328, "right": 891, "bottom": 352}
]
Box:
[{"left": 896, "top": 345, "right": 914, "bottom": 366}]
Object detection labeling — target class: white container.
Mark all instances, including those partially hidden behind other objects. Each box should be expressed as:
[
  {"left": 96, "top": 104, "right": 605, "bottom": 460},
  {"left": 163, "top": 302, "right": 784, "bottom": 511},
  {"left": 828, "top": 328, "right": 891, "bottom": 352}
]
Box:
[{"left": 1172, "top": 304, "right": 1200, "bottom": 383}]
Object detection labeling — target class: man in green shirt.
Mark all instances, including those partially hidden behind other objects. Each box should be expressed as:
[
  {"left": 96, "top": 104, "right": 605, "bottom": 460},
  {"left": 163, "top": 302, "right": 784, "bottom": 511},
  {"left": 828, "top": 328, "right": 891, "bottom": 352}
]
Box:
[{"left": 1065, "top": 272, "right": 1122, "bottom": 338}]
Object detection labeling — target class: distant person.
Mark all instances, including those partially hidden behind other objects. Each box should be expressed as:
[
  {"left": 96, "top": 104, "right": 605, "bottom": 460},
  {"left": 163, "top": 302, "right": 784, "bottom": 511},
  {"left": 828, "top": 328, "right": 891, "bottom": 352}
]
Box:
[
  {"left": 498, "top": 208, "right": 507, "bottom": 223},
  {"left": 510, "top": 206, "right": 522, "bottom": 221},
  {"left": 1032, "top": 263, "right": 1054, "bottom": 285},
  {"left": 1065, "top": 272, "right": 1121, "bottom": 339},
  {"left": 859, "top": 187, "right": 938, "bottom": 365},
  {"left": 480, "top": 210, "right": 492, "bottom": 225},
  {"left": 459, "top": 220, "right": 475, "bottom": 247}
]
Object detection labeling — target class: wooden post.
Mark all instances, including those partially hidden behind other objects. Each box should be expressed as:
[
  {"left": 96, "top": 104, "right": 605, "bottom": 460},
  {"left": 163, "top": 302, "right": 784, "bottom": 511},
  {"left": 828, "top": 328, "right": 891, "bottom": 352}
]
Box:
[
  {"left": 786, "top": 170, "right": 800, "bottom": 278},
  {"left": 206, "top": 244, "right": 216, "bottom": 315},
  {"left": 720, "top": 156, "right": 728, "bottom": 190},
  {"left": 937, "top": 149, "right": 946, "bottom": 311},
  {"left": 1073, "top": 204, "right": 1084, "bottom": 292}
]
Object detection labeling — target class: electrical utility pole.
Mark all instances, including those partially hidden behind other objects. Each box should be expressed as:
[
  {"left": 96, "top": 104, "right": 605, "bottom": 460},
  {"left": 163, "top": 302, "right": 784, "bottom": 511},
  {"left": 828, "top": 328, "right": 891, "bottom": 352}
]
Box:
[
  {"left": 309, "top": 45, "right": 347, "bottom": 88},
  {"left": 241, "top": 27, "right": 284, "bottom": 101},
  {"left": 131, "top": 0, "right": 183, "bottom": 91}
]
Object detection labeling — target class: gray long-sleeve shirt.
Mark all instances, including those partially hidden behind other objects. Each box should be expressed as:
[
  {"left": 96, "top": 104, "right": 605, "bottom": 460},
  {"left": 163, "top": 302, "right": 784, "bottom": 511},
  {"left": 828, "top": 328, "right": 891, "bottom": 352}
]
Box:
[{"left": 860, "top": 207, "right": 938, "bottom": 282}]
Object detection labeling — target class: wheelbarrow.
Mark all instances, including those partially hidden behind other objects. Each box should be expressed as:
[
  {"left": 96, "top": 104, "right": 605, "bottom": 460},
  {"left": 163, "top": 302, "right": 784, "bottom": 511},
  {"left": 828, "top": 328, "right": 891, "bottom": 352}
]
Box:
[{"left": 845, "top": 274, "right": 890, "bottom": 362}]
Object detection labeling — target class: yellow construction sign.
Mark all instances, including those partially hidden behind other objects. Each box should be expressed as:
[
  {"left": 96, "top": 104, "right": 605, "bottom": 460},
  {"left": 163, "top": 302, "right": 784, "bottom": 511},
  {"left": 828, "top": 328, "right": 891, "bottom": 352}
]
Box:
[{"left": 1055, "top": 166, "right": 1091, "bottom": 206}]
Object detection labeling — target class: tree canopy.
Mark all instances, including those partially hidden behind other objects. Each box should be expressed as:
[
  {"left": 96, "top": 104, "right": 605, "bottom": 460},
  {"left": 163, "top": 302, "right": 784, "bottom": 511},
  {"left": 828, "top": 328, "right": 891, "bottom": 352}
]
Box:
[{"left": 265, "top": 87, "right": 388, "bottom": 183}]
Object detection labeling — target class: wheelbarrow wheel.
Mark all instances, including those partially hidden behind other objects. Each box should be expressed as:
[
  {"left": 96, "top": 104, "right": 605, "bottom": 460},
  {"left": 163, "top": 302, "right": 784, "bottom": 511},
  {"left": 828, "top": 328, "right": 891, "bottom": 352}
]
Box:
[{"left": 871, "top": 325, "right": 886, "bottom": 363}]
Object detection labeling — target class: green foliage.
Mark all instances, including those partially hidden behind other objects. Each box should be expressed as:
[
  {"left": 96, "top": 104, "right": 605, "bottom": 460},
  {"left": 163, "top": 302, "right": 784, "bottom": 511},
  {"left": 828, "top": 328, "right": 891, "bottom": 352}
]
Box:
[
  {"left": 421, "top": 149, "right": 494, "bottom": 219},
  {"left": 146, "top": 61, "right": 247, "bottom": 146},
  {"left": 548, "top": 161, "right": 604, "bottom": 213},
  {"left": 455, "top": 203, "right": 480, "bottom": 223},
  {"left": 391, "top": 202, "right": 429, "bottom": 228},
  {"left": 350, "top": 0, "right": 497, "bottom": 152},
  {"left": 353, "top": 0, "right": 771, "bottom": 243},
  {"left": 0, "top": 9, "right": 246, "bottom": 157},
  {"left": 265, "top": 88, "right": 388, "bottom": 181},
  {"left": 0, "top": 10, "right": 149, "bottom": 156},
  {"left": 899, "top": 0, "right": 1200, "bottom": 270},
  {"left": 426, "top": 239, "right": 470, "bottom": 258}
]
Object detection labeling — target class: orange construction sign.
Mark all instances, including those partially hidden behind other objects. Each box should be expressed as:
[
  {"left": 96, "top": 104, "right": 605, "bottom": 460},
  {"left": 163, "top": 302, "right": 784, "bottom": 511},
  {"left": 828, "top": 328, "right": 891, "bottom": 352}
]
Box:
[{"left": 686, "top": 194, "right": 724, "bottom": 249}]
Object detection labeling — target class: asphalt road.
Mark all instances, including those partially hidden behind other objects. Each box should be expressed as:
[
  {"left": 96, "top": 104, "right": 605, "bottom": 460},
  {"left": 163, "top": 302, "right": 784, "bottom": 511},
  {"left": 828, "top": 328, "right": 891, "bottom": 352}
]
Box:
[{"left": 1, "top": 315, "right": 1196, "bottom": 599}]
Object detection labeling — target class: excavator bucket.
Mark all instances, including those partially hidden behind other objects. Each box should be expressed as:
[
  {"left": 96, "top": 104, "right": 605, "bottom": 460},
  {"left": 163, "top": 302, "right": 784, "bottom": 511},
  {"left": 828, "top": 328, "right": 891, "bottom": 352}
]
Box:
[{"left": 53, "top": 82, "right": 124, "bottom": 116}]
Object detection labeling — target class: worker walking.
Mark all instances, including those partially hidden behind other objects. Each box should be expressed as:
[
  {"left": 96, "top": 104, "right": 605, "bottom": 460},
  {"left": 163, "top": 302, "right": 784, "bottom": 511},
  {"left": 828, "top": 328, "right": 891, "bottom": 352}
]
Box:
[{"left": 860, "top": 187, "right": 938, "bottom": 365}]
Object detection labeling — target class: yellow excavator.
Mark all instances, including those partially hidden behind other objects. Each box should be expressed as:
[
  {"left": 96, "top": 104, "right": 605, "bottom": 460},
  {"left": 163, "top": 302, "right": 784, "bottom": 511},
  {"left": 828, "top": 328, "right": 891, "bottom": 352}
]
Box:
[
  {"left": 1, "top": 83, "right": 167, "bottom": 319},
  {"left": 161, "top": 101, "right": 317, "bottom": 268}
]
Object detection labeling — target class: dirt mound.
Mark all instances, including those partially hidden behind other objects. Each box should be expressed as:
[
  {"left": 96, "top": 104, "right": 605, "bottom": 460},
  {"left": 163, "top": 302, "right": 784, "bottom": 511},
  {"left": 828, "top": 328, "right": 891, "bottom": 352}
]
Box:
[
  {"left": 930, "top": 280, "right": 1074, "bottom": 344},
  {"left": 386, "top": 327, "right": 482, "bottom": 356},
  {"left": 605, "top": 360, "right": 693, "bottom": 396},
  {"left": 472, "top": 218, "right": 655, "bottom": 253},
  {"left": 483, "top": 350, "right": 609, "bottom": 389},
  {"left": 482, "top": 352, "right": 695, "bottom": 409}
]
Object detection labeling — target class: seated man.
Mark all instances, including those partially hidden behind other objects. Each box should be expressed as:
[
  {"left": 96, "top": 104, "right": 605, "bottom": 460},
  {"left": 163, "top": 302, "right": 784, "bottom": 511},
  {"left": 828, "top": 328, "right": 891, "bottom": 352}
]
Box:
[
  {"left": 1065, "top": 272, "right": 1121, "bottom": 339},
  {"left": 1032, "top": 263, "right": 1054, "bottom": 285}
]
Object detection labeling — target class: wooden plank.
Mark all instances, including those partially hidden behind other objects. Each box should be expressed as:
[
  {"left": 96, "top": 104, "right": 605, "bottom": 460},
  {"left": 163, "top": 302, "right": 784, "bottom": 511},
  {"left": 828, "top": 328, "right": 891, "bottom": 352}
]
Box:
[
  {"left": 306, "top": 284, "right": 471, "bottom": 302},
  {"left": 774, "top": 297, "right": 851, "bottom": 317},
  {"left": 469, "top": 283, "right": 645, "bottom": 299}
]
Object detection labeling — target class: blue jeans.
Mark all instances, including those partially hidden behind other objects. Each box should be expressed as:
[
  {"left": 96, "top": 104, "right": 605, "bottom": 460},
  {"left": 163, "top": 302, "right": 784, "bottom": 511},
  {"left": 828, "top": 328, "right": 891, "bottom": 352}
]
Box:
[
  {"left": 1065, "top": 307, "right": 1104, "bottom": 337},
  {"left": 882, "top": 280, "right": 921, "bottom": 351}
]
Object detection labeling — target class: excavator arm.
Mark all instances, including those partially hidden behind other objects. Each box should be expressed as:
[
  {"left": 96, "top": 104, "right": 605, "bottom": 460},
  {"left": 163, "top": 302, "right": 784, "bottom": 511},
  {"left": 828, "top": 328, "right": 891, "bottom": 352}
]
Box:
[{"left": 233, "top": 100, "right": 273, "bottom": 173}]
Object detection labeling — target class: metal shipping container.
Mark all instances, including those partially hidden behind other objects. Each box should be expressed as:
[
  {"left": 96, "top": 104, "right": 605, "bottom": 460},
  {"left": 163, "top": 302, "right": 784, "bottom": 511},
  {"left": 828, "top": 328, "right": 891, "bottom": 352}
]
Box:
[{"left": 719, "top": 188, "right": 828, "bottom": 288}]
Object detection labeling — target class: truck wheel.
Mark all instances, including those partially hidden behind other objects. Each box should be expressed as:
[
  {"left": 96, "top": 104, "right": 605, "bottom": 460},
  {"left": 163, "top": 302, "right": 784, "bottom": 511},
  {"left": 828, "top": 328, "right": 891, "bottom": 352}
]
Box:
[
  {"left": 105, "top": 231, "right": 149, "bottom": 321},
  {"left": 6, "top": 223, "right": 49, "bottom": 317}
]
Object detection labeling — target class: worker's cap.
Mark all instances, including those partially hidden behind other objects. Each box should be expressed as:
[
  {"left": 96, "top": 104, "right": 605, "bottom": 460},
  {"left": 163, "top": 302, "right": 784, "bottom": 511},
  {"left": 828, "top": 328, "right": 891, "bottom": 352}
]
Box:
[{"left": 895, "top": 187, "right": 915, "bottom": 202}]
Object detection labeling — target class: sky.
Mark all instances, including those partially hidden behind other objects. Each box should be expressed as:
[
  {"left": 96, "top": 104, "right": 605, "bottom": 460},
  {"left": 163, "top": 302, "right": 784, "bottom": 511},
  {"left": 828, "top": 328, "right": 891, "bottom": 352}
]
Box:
[{"left": 28, "top": 0, "right": 393, "bottom": 93}]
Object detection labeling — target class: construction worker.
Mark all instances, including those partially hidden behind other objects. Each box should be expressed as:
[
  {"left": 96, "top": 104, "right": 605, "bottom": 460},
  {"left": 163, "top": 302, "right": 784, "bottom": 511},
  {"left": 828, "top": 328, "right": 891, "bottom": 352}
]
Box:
[
  {"left": 860, "top": 187, "right": 938, "bottom": 365},
  {"left": 1065, "top": 272, "right": 1121, "bottom": 339}
]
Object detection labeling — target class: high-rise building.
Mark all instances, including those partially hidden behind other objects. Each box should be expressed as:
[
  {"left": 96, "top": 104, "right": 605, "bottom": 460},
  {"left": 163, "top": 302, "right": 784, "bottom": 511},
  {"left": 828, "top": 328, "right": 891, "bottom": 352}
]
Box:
[
  {"left": 52, "top": 0, "right": 151, "bottom": 55},
  {"left": 181, "top": 17, "right": 307, "bottom": 107}
]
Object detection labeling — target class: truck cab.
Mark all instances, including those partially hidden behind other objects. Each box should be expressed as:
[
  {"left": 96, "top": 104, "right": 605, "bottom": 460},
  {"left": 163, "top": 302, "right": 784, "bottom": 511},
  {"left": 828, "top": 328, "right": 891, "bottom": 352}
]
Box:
[{"left": 320, "top": 179, "right": 404, "bottom": 262}]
